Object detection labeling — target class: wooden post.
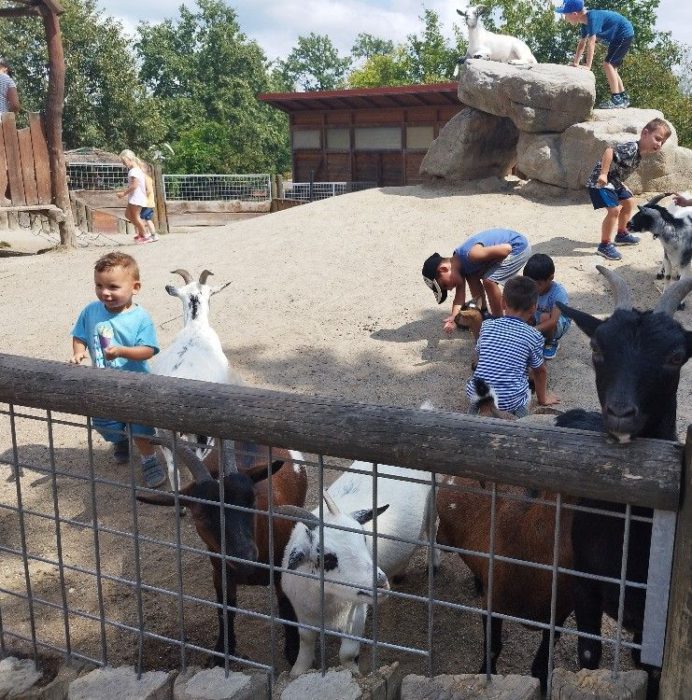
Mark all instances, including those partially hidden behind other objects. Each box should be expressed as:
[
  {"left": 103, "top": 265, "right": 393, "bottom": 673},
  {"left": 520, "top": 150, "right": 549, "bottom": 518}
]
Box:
[
  {"left": 152, "top": 162, "right": 169, "bottom": 234},
  {"left": 40, "top": 5, "right": 77, "bottom": 248},
  {"left": 660, "top": 425, "right": 692, "bottom": 698}
]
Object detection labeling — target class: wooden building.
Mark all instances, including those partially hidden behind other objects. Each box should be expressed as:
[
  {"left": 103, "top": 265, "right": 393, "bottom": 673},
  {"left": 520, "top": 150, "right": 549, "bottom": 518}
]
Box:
[{"left": 258, "top": 83, "right": 461, "bottom": 187}]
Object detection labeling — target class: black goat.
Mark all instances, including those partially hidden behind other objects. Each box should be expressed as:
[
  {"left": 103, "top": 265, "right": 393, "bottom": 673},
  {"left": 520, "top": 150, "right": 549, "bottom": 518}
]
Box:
[
  {"left": 556, "top": 266, "right": 692, "bottom": 699},
  {"left": 627, "top": 192, "right": 692, "bottom": 291}
]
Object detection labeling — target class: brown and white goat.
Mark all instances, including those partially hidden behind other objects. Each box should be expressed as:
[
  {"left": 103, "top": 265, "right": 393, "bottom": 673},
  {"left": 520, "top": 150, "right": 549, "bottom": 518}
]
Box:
[{"left": 137, "top": 437, "right": 308, "bottom": 665}]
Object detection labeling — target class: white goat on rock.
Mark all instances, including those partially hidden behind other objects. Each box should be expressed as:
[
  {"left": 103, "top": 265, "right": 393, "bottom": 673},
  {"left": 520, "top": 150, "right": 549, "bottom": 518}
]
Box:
[
  {"left": 151, "top": 268, "right": 239, "bottom": 489},
  {"left": 457, "top": 5, "right": 537, "bottom": 65}
]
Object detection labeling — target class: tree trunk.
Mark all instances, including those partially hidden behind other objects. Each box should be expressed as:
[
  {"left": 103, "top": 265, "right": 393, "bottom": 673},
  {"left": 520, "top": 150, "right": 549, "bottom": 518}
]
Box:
[{"left": 41, "top": 7, "right": 77, "bottom": 248}]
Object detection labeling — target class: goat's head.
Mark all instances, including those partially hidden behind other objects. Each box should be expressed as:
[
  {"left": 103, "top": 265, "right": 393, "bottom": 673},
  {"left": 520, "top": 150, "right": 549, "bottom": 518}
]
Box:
[
  {"left": 281, "top": 492, "right": 390, "bottom": 603},
  {"left": 137, "top": 437, "right": 284, "bottom": 575},
  {"left": 166, "top": 269, "right": 223, "bottom": 325},
  {"left": 457, "top": 5, "right": 486, "bottom": 28},
  {"left": 627, "top": 195, "right": 678, "bottom": 237},
  {"left": 557, "top": 266, "right": 692, "bottom": 442}
]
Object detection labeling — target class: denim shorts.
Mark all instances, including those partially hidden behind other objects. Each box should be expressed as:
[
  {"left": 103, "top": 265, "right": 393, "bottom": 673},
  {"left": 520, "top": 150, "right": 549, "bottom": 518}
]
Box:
[
  {"left": 588, "top": 186, "right": 632, "bottom": 210},
  {"left": 605, "top": 37, "right": 632, "bottom": 67},
  {"left": 140, "top": 207, "right": 154, "bottom": 221},
  {"left": 91, "top": 417, "right": 155, "bottom": 444}
]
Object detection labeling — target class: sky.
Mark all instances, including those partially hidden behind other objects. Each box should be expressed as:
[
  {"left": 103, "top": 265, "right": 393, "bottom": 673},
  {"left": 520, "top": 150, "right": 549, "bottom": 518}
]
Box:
[{"left": 100, "top": 0, "right": 692, "bottom": 63}]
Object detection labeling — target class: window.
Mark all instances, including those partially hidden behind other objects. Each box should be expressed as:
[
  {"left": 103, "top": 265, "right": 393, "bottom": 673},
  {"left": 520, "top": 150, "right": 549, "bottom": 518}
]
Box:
[
  {"left": 354, "top": 127, "right": 401, "bottom": 151},
  {"left": 406, "top": 125, "right": 435, "bottom": 150},
  {"left": 327, "top": 128, "right": 350, "bottom": 150},
  {"left": 292, "top": 130, "right": 321, "bottom": 149}
]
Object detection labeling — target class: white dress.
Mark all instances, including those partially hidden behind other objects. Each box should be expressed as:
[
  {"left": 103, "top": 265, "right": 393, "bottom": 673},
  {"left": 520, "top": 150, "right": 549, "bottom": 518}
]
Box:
[{"left": 127, "top": 166, "right": 148, "bottom": 207}]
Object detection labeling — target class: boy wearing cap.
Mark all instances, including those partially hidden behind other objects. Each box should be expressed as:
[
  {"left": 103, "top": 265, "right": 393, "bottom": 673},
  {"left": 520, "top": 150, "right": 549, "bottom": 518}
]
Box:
[
  {"left": 422, "top": 228, "right": 531, "bottom": 333},
  {"left": 557, "top": 0, "right": 634, "bottom": 109}
]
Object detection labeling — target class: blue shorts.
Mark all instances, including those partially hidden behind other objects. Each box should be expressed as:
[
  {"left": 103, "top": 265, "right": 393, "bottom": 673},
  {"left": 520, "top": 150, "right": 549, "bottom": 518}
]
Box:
[
  {"left": 605, "top": 37, "right": 632, "bottom": 67},
  {"left": 588, "top": 186, "right": 632, "bottom": 210},
  {"left": 92, "top": 417, "right": 155, "bottom": 444},
  {"left": 554, "top": 315, "right": 571, "bottom": 342},
  {"left": 140, "top": 207, "right": 154, "bottom": 221},
  {"left": 484, "top": 245, "right": 533, "bottom": 284}
]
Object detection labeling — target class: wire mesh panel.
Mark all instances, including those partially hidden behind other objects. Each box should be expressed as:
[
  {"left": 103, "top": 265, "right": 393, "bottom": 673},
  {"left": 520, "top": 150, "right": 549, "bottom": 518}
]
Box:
[
  {"left": 283, "top": 181, "right": 376, "bottom": 202},
  {"left": 162, "top": 175, "right": 272, "bottom": 202},
  {"left": 0, "top": 361, "right": 682, "bottom": 697},
  {"left": 66, "top": 163, "right": 129, "bottom": 191}
]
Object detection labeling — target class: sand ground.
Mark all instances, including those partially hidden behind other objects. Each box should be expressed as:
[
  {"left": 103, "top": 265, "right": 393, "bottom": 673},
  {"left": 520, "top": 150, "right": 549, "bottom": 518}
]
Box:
[{"left": 0, "top": 179, "right": 687, "bottom": 681}]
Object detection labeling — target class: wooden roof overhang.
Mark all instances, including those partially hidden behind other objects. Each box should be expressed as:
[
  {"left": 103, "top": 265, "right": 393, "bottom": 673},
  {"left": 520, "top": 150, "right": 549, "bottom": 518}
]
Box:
[
  {"left": 258, "top": 82, "right": 459, "bottom": 113},
  {"left": 0, "top": 0, "right": 64, "bottom": 18}
]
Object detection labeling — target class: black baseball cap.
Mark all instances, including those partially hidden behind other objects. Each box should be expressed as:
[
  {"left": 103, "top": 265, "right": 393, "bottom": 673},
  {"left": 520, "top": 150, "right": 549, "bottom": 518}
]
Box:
[{"left": 422, "top": 253, "right": 447, "bottom": 304}]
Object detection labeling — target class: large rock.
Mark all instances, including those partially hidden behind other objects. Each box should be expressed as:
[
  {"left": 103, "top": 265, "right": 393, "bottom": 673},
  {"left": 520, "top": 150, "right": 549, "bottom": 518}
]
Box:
[
  {"left": 517, "top": 107, "right": 692, "bottom": 193},
  {"left": 401, "top": 673, "right": 540, "bottom": 699},
  {"left": 458, "top": 60, "right": 595, "bottom": 133},
  {"left": 420, "top": 107, "right": 518, "bottom": 182}
]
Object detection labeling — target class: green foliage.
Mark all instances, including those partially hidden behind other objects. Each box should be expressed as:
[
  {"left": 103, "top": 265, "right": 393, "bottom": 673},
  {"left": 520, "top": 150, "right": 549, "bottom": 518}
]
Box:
[
  {"left": 348, "top": 10, "right": 466, "bottom": 88},
  {"left": 135, "top": 0, "right": 290, "bottom": 173},
  {"left": 352, "top": 34, "right": 394, "bottom": 61},
  {"left": 276, "top": 33, "right": 351, "bottom": 91},
  {"left": 0, "top": 0, "right": 162, "bottom": 151}
]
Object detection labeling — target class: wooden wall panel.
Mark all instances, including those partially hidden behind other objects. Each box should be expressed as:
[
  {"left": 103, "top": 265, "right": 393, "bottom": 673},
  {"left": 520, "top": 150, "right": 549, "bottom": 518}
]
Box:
[
  {"left": 1, "top": 113, "right": 25, "bottom": 205},
  {"left": 0, "top": 118, "right": 7, "bottom": 199},
  {"left": 292, "top": 112, "right": 325, "bottom": 126},
  {"left": 17, "top": 128, "right": 38, "bottom": 205},
  {"left": 325, "top": 153, "right": 351, "bottom": 181},
  {"left": 381, "top": 153, "right": 404, "bottom": 186},
  {"left": 29, "top": 113, "right": 52, "bottom": 204}
]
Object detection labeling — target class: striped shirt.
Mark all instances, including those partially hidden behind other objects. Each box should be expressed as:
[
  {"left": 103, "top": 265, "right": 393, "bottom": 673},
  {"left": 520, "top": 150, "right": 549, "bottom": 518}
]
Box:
[
  {"left": 466, "top": 316, "right": 544, "bottom": 412},
  {"left": 0, "top": 73, "right": 16, "bottom": 113}
]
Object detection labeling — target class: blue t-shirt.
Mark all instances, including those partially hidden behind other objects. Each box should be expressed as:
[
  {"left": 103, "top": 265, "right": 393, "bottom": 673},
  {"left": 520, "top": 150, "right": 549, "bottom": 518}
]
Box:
[
  {"left": 581, "top": 10, "right": 634, "bottom": 44},
  {"left": 534, "top": 281, "right": 571, "bottom": 327},
  {"left": 454, "top": 229, "right": 529, "bottom": 276},
  {"left": 466, "top": 316, "right": 544, "bottom": 412},
  {"left": 72, "top": 301, "right": 159, "bottom": 372}
]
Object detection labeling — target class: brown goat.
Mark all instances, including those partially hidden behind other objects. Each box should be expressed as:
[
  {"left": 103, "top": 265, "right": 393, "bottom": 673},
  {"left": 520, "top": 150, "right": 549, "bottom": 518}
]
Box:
[
  {"left": 436, "top": 426, "right": 573, "bottom": 691},
  {"left": 137, "top": 437, "right": 307, "bottom": 665}
]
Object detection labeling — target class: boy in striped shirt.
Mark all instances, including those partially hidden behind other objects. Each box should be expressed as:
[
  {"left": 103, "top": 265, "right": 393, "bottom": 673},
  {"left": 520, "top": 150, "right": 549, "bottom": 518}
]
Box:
[{"left": 466, "top": 277, "right": 560, "bottom": 417}]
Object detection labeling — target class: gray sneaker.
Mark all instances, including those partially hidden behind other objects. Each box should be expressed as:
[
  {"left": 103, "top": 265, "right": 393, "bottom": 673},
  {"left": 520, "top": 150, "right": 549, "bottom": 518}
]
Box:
[
  {"left": 597, "top": 242, "right": 623, "bottom": 261},
  {"left": 141, "top": 455, "right": 166, "bottom": 488}
]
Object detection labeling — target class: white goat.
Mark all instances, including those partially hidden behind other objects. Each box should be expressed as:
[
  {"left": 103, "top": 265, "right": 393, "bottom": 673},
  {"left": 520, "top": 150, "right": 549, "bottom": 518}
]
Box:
[
  {"left": 280, "top": 457, "right": 437, "bottom": 676},
  {"left": 457, "top": 6, "right": 537, "bottom": 65},
  {"left": 151, "top": 268, "right": 239, "bottom": 489},
  {"left": 280, "top": 492, "right": 390, "bottom": 677}
]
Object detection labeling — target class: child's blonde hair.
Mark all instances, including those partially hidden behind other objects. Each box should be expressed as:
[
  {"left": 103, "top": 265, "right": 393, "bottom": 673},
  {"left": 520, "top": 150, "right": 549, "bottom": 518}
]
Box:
[
  {"left": 643, "top": 118, "right": 672, "bottom": 139},
  {"left": 94, "top": 251, "right": 140, "bottom": 281},
  {"left": 119, "top": 149, "right": 144, "bottom": 169}
]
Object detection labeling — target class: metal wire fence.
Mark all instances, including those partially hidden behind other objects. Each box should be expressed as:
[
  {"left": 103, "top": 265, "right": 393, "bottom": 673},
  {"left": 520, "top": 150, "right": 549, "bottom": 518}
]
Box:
[
  {"left": 162, "top": 175, "right": 272, "bottom": 202},
  {"left": 284, "top": 181, "right": 376, "bottom": 202},
  {"left": 0, "top": 355, "right": 684, "bottom": 697},
  {"left": 66, "top": 163, "right": 128, "bottom": 191}
]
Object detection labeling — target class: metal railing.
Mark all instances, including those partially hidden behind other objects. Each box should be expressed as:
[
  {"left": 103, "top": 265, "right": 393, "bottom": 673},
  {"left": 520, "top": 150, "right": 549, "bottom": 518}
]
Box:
[{"left": 0, "top": 354, "right": 686, "bottom": 697}]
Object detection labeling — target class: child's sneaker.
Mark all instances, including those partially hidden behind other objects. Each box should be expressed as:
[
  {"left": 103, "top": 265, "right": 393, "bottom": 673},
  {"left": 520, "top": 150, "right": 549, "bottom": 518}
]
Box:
[
  {"left": 598, "top": 94, "right": 625, "bottom": 109},
  {"left": 141, "top": 455, "right": 166, "bottom": 488},
  {"left": 620, "top": 92, "right": 631, "bottom": 108},
  {"left": 149, "top": 234, "right": 160, "bottom": 242},
  {"left": 113, "top": 439, "right": 130, "bottom": 464},
  {"left": 596, "top": 242, "right": 622, "bottom": 261},
  {"left": 135, "top": 235, "right": 153, "bottom": 244},
  {"left": 614, "top": 232, "right": 639, "bottom": 246},
  {"left": 543, "top": 340, "right": 559, "bottom": 360}
]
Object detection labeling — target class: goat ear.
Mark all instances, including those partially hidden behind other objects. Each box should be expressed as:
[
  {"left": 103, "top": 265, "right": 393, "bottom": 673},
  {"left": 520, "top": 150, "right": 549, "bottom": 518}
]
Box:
[
  {"left": 456, "top": 9, "right": 467, "bottom": 17},
  {"left": 556, "top": 302, "right": 603, "bottom": 338},
  {"left": 247, "top": 459, "right": 285, "bottom": 484},
  {"left": 351, "top": 503, "right": 389, "bottom": 525},
  {"left": 286, "top": 545, "right": 308, "bottom": 571},
  {"left": 654, "top": 205, "right": 676, "bottom": 223}
]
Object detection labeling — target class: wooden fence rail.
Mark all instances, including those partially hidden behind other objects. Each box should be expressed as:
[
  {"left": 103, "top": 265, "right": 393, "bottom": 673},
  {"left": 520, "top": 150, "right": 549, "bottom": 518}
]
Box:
[{"left": 0, "top": 352, "right": 681, "bottom": 510}]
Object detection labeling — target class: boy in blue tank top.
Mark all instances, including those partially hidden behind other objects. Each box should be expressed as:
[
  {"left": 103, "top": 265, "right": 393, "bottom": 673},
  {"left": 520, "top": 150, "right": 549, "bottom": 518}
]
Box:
[
  {"left": 558, "top": 0, "right": 634, "bottom": 109},
  {"left": 70, "top": 251, "right": 166, "bottom": 488}
]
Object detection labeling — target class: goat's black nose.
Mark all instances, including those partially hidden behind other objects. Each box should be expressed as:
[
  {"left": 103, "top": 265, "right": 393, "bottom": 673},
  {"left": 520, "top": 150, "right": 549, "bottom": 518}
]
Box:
[{"left": 605, "top": 403, "right": 638, "bottom": 420}]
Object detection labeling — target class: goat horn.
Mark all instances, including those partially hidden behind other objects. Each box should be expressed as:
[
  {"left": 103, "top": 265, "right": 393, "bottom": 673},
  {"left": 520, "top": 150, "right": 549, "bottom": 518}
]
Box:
[
  {"left": 150, "top": 435, "right": 213, "bottom": 484},
  {"left": 274, "top": 505, "right": 320, "bottom": 530},
  {"left": 654, "top": 277, "right": 692, "bottom": 316},
  {"left": 323, "top": 490, "right": 340, "bottom": 516},
  {"left": 596, "top": 265, "right": 633, "bottom": 311},
  {"left": 198, "top": 270, "right": 214, "bottom": 285},
  {"left": 171, "top": 269, "right": 192, "bottom": 284},
  {"left": 645, "top": 192, "right": 675, "bottom": 207}
]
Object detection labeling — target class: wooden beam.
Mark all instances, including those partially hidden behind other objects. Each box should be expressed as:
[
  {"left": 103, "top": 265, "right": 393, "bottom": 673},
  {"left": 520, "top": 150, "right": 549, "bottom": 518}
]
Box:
[
  {"left": 0, "top": 7, "right": 40, "bottom": 18},
  {"left": 0, "top": 352, "right": 682, "bottom": 511}
]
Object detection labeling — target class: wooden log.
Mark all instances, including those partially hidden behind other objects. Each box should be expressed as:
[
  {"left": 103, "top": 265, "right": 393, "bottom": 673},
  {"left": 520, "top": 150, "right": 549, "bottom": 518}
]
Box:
[
  {"left": 0, "top": 352, "right": 682, "bottom": 510},
  {"left": 17, "top": 127, "right": 38, "bottom": 204},
  {"left": 153, "top": 162, "right": 169, "bottom": 234},
  {"left": 660, "top": 426, "right": 692, "bottom": 698}
]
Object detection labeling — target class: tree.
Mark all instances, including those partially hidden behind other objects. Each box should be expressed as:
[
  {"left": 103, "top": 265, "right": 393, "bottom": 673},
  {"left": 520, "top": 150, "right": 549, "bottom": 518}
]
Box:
[
  {"left": 0, "top": 0, "right": 162, "bottom": 152},
  {"left": 136, "top": 0, "right": 290, "bottom": 173},
  {"left": 351, "top": 33, "right": 394, "bottom": 61},
  {"left": 277, "top": 33, "right": 351, "bottom": 91}
]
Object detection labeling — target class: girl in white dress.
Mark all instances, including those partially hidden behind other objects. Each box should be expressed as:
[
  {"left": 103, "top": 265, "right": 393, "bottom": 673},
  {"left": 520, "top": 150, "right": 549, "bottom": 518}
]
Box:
[{"left": 118, "top": 149, "right": 152, "bottom": 243}]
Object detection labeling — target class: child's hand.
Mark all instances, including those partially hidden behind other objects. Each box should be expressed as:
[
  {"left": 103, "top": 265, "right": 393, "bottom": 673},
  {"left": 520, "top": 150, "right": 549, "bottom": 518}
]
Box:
[
  {"left": 596, "top": 174, "right": 608, "bottom": 188},
  {"left": 70, "top": 349, "right": 88, "bottom": 364},
  {"left": 443, "top": 315, "right": 457, "bottom": 334},
  {"left": 539, "top": 393, "right": 560, "bottom": 407},
  {"left": 674, "top": 193, "right": 692, "bottom": 207},
  {"left": 104, "top": 345, "right": 121, "bottom": 361}
]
